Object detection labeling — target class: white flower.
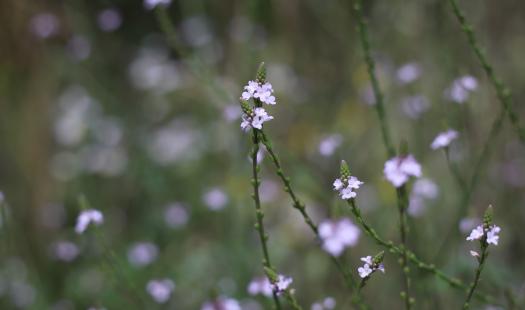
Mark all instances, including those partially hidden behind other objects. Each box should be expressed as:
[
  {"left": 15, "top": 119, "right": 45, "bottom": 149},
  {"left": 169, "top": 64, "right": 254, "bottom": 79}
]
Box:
[
  {"left": 446, "top": 75, "right": 478, "bottom": 103},
  {"left": 357, "top": 255, "right": 385, "bottom": 278},
  {"left": 241, "top": 80, "right": 259, "bottom": 100},
  {"left": 75, "top": 209, "right": 103, "bottom": 234},
  {"left": 247, "top": 276, "right": 273, "bottom": 297},
  {"left": 319, "top": 218, "right": 360, "bottom": 256},
  {"left": 144, "top": 0, "right": 171, "bottom": 10},
  {"left": 486, "top": 225, "right": 501, "bottom": 245},
  {"left": 273, "top": 274, "right": 293, "bottom": 294},
  {"left": 358, "top": 264, "right": 373, "bottom": 278},
  {"left": 383, "top": 155, "right": 422, "bottom": 187},
  {"left": 332, "top": 175, "right": 364, "bottom": 200},
  {"left": 396, "top": 62, "right": 421, "bottom": 84},
  {"left": 146, "top": 279, "right": 175, "bottom": 304},
  {"left": 466, "top": 225, "right": 484, "bottom": 241},
  {"left": 431, "top": 129, "right": 459, "bottom": 150},
  {"left": 240, "top": 107, "right": 274, "bottom": 132},
  {"left": 332, "top": 178, "right": 344, "bottom": 191},
  {"left": 201, "top": 296, "right": 241, "bottom": 310},
  {"left": 470, "top": 250, "right": 480, "bottom": 258},
  {"left": 240, "top": 81, "right": 277, "bottom": 105}
]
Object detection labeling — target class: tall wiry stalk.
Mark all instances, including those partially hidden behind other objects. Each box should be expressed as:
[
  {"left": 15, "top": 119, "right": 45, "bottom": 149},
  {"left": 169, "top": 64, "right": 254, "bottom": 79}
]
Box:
[
  {"left": 354, "top": 1, "right": 412, "bottom": 307},
  {"left": 447, "top": 0, "right": 525, "bottom": 145},
  {"left": 250, "top": 130, "right": 282, "bottom": 309}
]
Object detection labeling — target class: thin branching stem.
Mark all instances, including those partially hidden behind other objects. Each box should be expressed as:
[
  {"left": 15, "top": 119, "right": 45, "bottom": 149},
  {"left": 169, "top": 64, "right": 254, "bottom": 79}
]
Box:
[
  {"left": 346, "top": 199, "right": 498, "bottom": 305},
  {"left": 447, "top": 0, "right": 525, "bottom": 144},
  {"left": 251, "top": 130, "right": 282, "bottom": 310},
  {"left": 463, "top": 241, "right": 489, "bottom": 309}
]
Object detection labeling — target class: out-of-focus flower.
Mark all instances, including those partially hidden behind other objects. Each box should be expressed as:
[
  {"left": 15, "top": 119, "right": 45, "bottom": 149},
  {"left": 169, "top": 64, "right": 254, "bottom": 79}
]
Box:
[
  {"left": 164, "top": 203, "right": 189, "bottom": 228},
  {"left": 247, "top": 276, "right": 272, "bottom": 297},
  {"left": 396, "top": 62, "right": 421, "bottom": 84},
  {"left": 75, "top": 209, "right": 103, "bottom": 234},
  {"left": 203, "top": 188, "right": 228, "bottom": 211},
  {"left": 50, "top": 241, "right": 80, "bottom": 262},
  {"left": 318, "top": 134, "right": 343, "bottom": 157},
  {"left": 10, "top": 281, "right": 36, "bottom": 308},
  {"left": 223, "top": 104, "right": 242, "bottom": 122},
  {"left": 319, "top": 218, "right": 360, "bottom": 256},
  {"left": 460, "top": 218, "right": 480, "bottom": 233},
  {"left": 146, "top": 279, "right": 175, "bottom": 303},
  {"left": 97, "top": 9, "right": 122, "bottom": 32},
  {"left": 128, "top": 242, "right": 159, "bottom": 267},
  {"left": 144, "top": 0, "right": 171, "bottom": 10},
  {"left": 240, "top": 107, "right": 274, "bottom": 132},
  {"left": 180, "top": 16, "right": 213, "bottom": 48},
  {"left": 401, "top": 95, "right": 430, "bottom": 119},
  {"left": 30, "top": 13, "right": 59, "bottom": 39},
  {"left": 272, "top": 274, "right": 293, "bottom": 295},
  {"left": 445, "top": 75, "right": 478, "bottom": 103},
  {"left": 407, "top": 178, "right": 439, "bottom": 217},
  {"left": 67, "top": 35, "right": 91, "bottom": 61},
  {"left": 311, "top": 297, "right": 336, "bottom": 310},
  {"left": 201, "top": 296, "right": 241, "bottom": 310},
  {"left": 470, "top": 250, "right": 480, "bottom": 258},
  {"left": 384, "top": 155, "right": 422, "bottom": 187},
  {"left": 431, "top": 129, "right": 459, "bottom": 150},
  {"left": 146, "top": 120, "right": 201, "bottom": 165}
]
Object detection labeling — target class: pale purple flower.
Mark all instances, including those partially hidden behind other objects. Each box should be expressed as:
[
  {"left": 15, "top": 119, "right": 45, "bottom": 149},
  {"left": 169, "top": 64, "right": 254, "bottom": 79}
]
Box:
[
  {"left": 75, "top": 209, "right": 103, "bottom": 234},
  {"left": 460, "top": 218, "right": 480, "bottom": 233},
  {"left": 401, "top": 95, "right": 430, "bottom": 119},
  {"left": 203, "top": 188, "right": 228, "bottom": 211},
  {"left": 357, "top": 263, "right": 373, "bottom": 278},
  {"left": 247, "top": 276, "right": 273, "bottom": 297},
  {"left": 319, "top": 218, "right": 360, "bottom": 256},
  {"left": 223, "top": 104, "right": 242, "bottom": 122},
  {"left": 487, "top": 225, "right": 501, "bottom": 245},
  {"left": 240, "top": 107, "right": 274, "bottom": 132},
  {"left": 273, "top": 274, "right": 293, "bottom": 295},
  {"left": 466, "top": 225, "right": 484, "bottom": 241},
  {"left": 50, "top": 241, "right": 80, "bottom": 262},
  {"left": 128, "top": 242, "right": 159, "bottom": 267},
  {"left": 446, "top": 75, "right": 478, "bottom": 103},
  {"left": 333, "top": 175, "right": 363, "bottom": 200},
  {"left": 383, "top": 155, "right": 422, "bottom": 187},
  {"left": 332, "top": 178, "right": 344, "bottom": 191},
  {"left": 318, "top": 134, "right": 343, "bottom": 157},
  {"left": 201, "top": 296, "right": 241, "bottom": 310},
  {"left": 470, "top": 250, "right": 480, "bottom": 258},
  {"left": 408, "top": 178, "right": 439, "bottom": 217},
  {"left": 357, "top": 255, "right": 385, "bottom": 278},
  {"left": 340, "top": 187, "right": 357, "bottom": 199},
  {"left": 396, "top": 62, "right": 421, "bottom": 84},
  {"left": 144, "top": 0, "right": 171, "bottom": 10},
  {"left": 164, "top": 203, "right": 189, "bottom": 228},
  {"left": 241, "top": 80, "right": 259, "bottom": 100},
  {"left": 97, "top": 9, "right": 122, "bottom": 32},
  {"left": 431, "top": 129, "right": 459, "bottom": 150},
  {"left": 30, "top": 13, "right": 59, "bottom": 39},
  {"left": 311, "top": 297, "right": 336, "bottom": 310},
  {"left": 146, "top": 279, "right": 175, "bottom": 303},
  {"left": 240, "top": 81, "right": 277, "bottom": 105}
]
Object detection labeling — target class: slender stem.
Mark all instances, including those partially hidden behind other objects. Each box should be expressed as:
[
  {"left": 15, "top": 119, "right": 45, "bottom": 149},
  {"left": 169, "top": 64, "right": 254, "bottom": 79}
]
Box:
[
  {"left": 463, "top": 242, "right": 489, "bottom": 309},
  {"left": 259, "top": 131, "right": 367, "bottom": 308},
  {"left": 447, "top": 0, "right": 525, "bottom": 144},
  {"left": 251, "top": 130, "right": 282, "bottom": 310},
  {"left": 346, "top": 199, "right": 498, "bottom": 305},
  {"left": 444, "top": 148, "right": 468, "bottom": 193},
  {"left": 396, "top": 187, "right": 412, "bottom": 309},
  {"left": 354, "top": 0, "right": 395, "bottom": 158}
]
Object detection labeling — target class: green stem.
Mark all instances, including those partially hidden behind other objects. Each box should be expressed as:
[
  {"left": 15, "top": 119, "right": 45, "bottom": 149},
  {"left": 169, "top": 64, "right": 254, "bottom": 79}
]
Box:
[
  {"left": 463, "top": 242, "right": 489, "bottom": 309},
  {"left": 346, "top": 199, "right": 498, "bottom": 305},
  {"left": 259, "top": 131, "right": 367, "bottom": 309},
  {"left": 396, "top": 187, "right": 412, "bottom": 309},
  {"left": 251, "top": 130, "right": 282, "bottom": 310},
  {"left": 444, "top": 148, "right": 468, "bottom": 193},
  {"left": 355, "top": 0, "right": 395, "bottom": 158},
  {"left": 447, "top": 0, "right": 525, "bottom": 144}
]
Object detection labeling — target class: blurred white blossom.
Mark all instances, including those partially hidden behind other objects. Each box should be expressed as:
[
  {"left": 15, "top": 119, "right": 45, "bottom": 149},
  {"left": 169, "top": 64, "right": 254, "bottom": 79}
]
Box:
[
  {"left": 319, "top": 218, "right": 360, "bottom": 256},
  {"left": 75, "top": 209, "right": 103, "bottom": 234},
  {"left": 318, "top": 134, "right": 343, "bottom": 157},
  {"left": 203, "top": 188, "right": 228, "bottom": 211},
  {"left": 396, "top": 62, "right": 422, "bottom": 84},
  {"left": 384, "top": 155, "right": 422, "bottom": 187},
  {"left": 50, "top": 241, "right": 79, "bottom": 262},
  {"left": 431, "top": 129, "right": 459, "bottom": 150},
  {"left": 30, "top": 13, "right": 59, "bottom": 39},
  {"left": 201, "top": 296, "right": 241, "bottom": 310},
  {"left": 247, "top": 276, "right": 272, "bottom": 297},
  {"left": 97, "top": 8, "right": 122, "bottom": 32},
  {"left": 144, "top": 0, "right": 171, "bottom": 10},
  {"left": 445, "top": 75, "right": 478, "bottom": 103},
  {"left": 164, "top": 203, "right": 189, "bottom": 229},
  {"left": 128, "top": 242, "right": 159, "bottom": 267},
  {"left": 146, "top": 279, "right": 175, "bottom": 303}
]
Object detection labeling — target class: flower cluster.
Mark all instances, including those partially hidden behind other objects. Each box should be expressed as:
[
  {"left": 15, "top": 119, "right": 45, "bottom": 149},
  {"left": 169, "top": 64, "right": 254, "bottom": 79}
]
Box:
[
  {"left": 319, "top": 218, "right": 360, "bottom": 256},
  {"left": 357, "top": 253, "right": 385, "bottom": 279},
  {"left": 431, "top": 129, "right": 459, "bottom": 150},
  {"left": 272, "top": 274, "right": 293, "bottom": 295},
  {"left": 201, "top": 296, "right": 241, "bottom": 310},
  {"left": 333, "top": 160, "right": 364, "bottom": 200},
  {"left": 241, "top": 80, "right": 276, "bottom": 105},
  {"left": 311, "top": 297, "right": 336, "bottom": 310},
  {"left": 466, "top": 225, "right": 501, "bottom": 245},
  {"left": 446, "top": 75, "right": 478, "bottom": 103},
  {"left": 239, "top": 63, "right": 276, "bottom": 132},
  {"left": 383, "top": 155, "right": 422, "bottom": 187},
  {"left": 247, "top": 276, "right": 272, "bottom": 297},
  {"left": 75, "top": 209, "right": 104, "bottom": 234}
]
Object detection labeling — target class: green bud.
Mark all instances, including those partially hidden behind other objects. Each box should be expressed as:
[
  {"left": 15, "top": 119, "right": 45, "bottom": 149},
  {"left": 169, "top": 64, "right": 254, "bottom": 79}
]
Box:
[
  {"left": 264, "top": 266, "right": 278, "bottom": 282},
  {"left": 483, "top": 205, "right": 493, "bottom": 227},
  {"left": 239, "top": 100, "right": 253, "bottom": 115},
  {"left": 372, "top": 251, "right": 385, "bottom": 265},
  {"left": 340, "top": 160, "right": 350, "bottom": 179},
  {"left": 256, "top": 62, "right": 266, "bottom": 83}
]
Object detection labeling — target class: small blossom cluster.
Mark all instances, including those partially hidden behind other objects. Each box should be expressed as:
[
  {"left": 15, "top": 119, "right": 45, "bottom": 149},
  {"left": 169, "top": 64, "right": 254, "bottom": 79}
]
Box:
[
  {"left": 383, "top": 155, "right": 422, "bottom": 187},
  {"left": 466, "top": 225, "right": 501, "bottom": 246},
  {"left": 319, "top": 218, "right": 360, "bottom": 256},
  {"left": 333, "top": 176, "right": 364, "bottom": 200},
  {"left": 247, "top": 276, "right": 273, "bottom": 297},
  {"left": 357, "top": 255, "right": 385, "bottom": 279},
  {"left": 272, "top": 274, "right": 293, "bottom": 296},
  {"left": 311, "top": 297, "right": 336, "bottom": 310},
  {"left": 431, "top": 129, "right": 459, "bottom": 150},
  {"left": 241, "top": 80, "right": 276, "bottom": 105},
  {"left": 146, "top": 278, "right": 175, "bottom": 304},
  {"left": 446, "top": 75, "right": 478, "bottom": 103},
  {"left": 201, "top": 296, "right": 241, "bottom": 310},
  {"left": 75, "top": 209, "right": 104, "bottom": 234},
  {"left": 239, "top": 64, "right": 277, "bottom": 132}
]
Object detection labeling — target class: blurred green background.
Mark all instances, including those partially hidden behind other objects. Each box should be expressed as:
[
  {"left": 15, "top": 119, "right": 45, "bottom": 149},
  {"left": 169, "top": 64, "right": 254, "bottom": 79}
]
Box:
[{"left": 1, "top": 0, "right": 524, "bottom": 309}]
